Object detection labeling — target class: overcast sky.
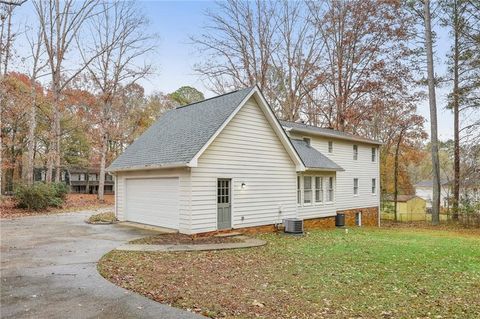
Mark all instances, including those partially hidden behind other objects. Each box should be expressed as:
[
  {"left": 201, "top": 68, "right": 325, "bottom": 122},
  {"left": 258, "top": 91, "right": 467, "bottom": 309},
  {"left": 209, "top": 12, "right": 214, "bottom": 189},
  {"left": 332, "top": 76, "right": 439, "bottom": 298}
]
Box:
[{"left": 13, "top": 0, "right": 456, "bottom": 141}]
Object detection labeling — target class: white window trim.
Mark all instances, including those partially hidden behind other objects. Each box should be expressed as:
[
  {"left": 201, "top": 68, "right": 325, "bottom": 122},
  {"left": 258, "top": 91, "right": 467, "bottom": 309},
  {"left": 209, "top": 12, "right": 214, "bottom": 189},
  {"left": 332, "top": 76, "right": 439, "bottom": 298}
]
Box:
[
  {"left": 356, "top": 212, "right": 362, "bottom": 226},
  {"left": 303, "top": 176, "right": 313, "bottom": 206},
  {"left": 354, "top": 178, "right": 359, "bottom": 196},
  {"left": 297, "top": 175, "right": 335, "bottom": 207},
  {"left": 328, "top": 141, "right": 333, "bottom": 153},
  {"left": 315, "top": 176, "right": 323, "bottom": 204},
  {"left": 326, "top": 176, "right": 335, "bottom": 203}
]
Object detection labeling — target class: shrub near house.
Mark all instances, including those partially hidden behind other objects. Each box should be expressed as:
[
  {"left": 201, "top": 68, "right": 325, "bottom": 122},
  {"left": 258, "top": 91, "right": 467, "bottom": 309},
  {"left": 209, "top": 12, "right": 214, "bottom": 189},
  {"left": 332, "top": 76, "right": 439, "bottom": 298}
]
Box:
[{"left": 14, "top": 182, "right": 69, "bottom": 210}]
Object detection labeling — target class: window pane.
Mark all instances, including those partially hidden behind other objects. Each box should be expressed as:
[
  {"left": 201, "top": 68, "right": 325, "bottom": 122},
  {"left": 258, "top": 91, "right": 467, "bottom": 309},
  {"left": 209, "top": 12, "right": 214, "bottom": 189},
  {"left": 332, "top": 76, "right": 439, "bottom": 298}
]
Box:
[
  {"left": 328, "top": 177, "right": 334, "bottom": 201},
  {"left": 372, "top": 148, "right": 376, "bottom": 162},
  {"left": 304, "top": 190, "right": 312, "bottom": 203},
  {"left": 315, "top": 177, "right": 323, "bottom": 202},
  {"left": 304, "top": 176, "right": 312, "bottom": 189},
  {"left": 328, "top": 141, "right": 333, "bottom": 153}
]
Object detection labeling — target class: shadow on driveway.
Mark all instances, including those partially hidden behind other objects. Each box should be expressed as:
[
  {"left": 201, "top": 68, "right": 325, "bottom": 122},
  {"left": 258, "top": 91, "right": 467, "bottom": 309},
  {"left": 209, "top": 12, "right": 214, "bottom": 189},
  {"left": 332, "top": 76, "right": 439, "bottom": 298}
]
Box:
[{"left": 0, "top": 211, "right": 205, "bottom": 319}]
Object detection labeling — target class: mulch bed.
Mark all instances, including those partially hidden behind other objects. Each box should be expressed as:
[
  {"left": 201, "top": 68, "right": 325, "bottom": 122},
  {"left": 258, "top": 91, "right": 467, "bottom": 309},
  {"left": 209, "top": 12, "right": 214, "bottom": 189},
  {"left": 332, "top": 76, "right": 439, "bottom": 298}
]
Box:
[
  {"left": 129, "top": 233, "right": 244, "bottom": 245},
  {"left": 0, "top": 194, "right": 114, "bottom": 219}
]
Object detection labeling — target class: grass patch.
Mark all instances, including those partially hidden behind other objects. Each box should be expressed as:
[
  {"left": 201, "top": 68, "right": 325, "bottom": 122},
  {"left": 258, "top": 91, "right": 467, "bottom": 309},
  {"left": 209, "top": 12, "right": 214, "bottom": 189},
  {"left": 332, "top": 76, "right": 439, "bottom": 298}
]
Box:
[
  {"left": 98, "top": 227, "right": 480, "bottom": 318},
  {"left": 87, "top": 211, "right": 117, "bottom": 224}
]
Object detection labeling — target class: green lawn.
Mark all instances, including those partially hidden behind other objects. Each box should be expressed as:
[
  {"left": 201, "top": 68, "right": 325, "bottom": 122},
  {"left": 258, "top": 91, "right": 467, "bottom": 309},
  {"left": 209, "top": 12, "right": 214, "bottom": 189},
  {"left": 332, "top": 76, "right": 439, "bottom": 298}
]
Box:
[{"left": 99, "top": 227, "right": 480, "bottom": 318}]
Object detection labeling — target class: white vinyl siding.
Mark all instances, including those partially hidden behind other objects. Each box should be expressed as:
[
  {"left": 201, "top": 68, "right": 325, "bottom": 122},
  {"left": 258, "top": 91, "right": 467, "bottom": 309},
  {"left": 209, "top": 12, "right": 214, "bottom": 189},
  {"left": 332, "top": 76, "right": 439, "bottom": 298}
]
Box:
[
  {"left": 115, "top": 167, "right": 191, "bottom": 233},
  {"left": 190, "top": 97, "right": 298, "bottom": 233},
  {"left": 289, "top": 133, "right": 379, "bottom": 211}
]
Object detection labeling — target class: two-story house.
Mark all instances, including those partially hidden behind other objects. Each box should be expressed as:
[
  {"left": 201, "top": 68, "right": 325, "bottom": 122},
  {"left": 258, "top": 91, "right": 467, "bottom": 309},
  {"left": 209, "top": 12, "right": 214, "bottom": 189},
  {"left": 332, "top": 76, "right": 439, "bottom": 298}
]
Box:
[
  {"left": 35, "top": 166, "right": 114, "bottom": 194},
  {"left": 107, "top": 86, "right": 381, "bottom": 235}
]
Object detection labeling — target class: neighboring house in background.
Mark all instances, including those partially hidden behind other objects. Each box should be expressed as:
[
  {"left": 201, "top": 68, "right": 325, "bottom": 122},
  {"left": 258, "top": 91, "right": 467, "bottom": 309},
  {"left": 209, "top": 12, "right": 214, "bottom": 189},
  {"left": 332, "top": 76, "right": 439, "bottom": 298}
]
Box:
[
  {"left": 460, "top": 179, "right": 480, "bottom": 204},
  {"left": 382, "top": 195, "right": 427, "bottom": 221},
  {"left": 35, "top": 166, "right": 114, "bottom": 194},
  {"left": 415, "top": 180, "right": 451, "bottom": 209},
  {"left": 107, "top": 86, "right": 381, "bottom": 235}
]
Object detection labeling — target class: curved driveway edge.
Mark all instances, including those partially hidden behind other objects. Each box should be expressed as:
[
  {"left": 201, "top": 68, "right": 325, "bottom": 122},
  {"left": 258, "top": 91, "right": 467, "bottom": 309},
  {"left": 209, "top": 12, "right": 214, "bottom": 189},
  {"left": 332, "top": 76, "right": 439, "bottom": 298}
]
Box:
[
  {"left": 116, "top": 236, "right": 266, "bottom": 252},
  {"left": 0, "top": 212, "right": 205, "bottom": 319}
]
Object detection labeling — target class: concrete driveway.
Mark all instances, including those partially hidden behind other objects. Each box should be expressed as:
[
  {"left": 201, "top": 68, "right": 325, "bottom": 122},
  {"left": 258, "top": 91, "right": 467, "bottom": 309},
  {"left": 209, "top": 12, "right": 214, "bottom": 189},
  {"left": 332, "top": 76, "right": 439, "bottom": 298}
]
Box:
[{"left": 0, "top": 211, "right": 204, "bottom": 319}]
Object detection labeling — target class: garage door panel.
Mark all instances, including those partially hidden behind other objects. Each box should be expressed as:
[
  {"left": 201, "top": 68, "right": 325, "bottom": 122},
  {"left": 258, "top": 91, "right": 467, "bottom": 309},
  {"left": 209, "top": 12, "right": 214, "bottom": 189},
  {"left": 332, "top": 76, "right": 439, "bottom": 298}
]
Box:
[{"left": 126, "top": 178, "right": 179, "bottom": 229}]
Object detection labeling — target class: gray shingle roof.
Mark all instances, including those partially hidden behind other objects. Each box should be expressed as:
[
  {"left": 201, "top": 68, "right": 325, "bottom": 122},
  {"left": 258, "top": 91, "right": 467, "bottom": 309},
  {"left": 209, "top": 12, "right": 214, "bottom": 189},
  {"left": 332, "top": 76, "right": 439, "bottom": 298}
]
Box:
[
  {"left": 108, "top": 87, "right": 254, "bottom": 171},
  {"left": 290, "top": 139, "right": 344, "bottom": 171},
  {"left": 281, "top": 121, "right": 382, "bottom": 145}
]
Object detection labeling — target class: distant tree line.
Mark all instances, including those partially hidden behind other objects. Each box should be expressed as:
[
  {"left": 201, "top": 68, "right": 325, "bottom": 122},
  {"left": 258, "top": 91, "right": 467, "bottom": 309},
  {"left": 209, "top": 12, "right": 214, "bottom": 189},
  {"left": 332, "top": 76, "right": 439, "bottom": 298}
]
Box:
[{"left": 0, "top": 0, "right": 204, "bottom": 199}]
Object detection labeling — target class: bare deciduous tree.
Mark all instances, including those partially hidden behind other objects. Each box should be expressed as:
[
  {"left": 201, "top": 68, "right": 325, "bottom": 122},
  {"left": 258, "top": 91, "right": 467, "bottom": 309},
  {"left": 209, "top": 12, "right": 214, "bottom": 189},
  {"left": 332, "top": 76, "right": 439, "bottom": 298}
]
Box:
[
  {"left": 84, "top": 0, "right": 156, "bottom": 201},
  {"left": 193, "top": 0, "right": 324, "bottom": 121},
  {"left": 309, "top": 0, "right": 415, "bottom": 132},
  {"left": 25, "top": 27, "right": 47, "bottom": 185},
  {"left": 33, "top": 0, "right": 104, "bottom": 183}
]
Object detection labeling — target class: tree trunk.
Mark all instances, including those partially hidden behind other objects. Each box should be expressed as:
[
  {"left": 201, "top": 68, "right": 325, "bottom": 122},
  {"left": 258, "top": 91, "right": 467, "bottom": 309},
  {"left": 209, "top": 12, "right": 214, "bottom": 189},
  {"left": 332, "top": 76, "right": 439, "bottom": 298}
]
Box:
[
  {"left": 46, "top": 148, "right": 53, "bottom": 183},
  {"left": 26, "top": 85, "right": 37, "bottom": 185},
  {"left": 53, "top": 89, "right": 61, "bottom": 183},
  {"left": 98, "top": 126, "right": 107, "bottom": 201},
  {"left": 452, "top": 0, "right": 460, "bottom": 220},
  {"left": 424, "top": 0, "right": 441, "bottom": 225},
  {"left": 393, "top": 134, "right": 403, "bottom": 222}
]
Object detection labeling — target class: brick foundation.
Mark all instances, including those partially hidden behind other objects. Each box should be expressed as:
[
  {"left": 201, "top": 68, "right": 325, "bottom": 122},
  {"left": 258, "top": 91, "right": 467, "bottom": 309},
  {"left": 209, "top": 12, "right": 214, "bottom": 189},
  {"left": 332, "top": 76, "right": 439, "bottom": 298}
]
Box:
[{"left": 193, "top": 206, "right": 379, "bottom": 237}]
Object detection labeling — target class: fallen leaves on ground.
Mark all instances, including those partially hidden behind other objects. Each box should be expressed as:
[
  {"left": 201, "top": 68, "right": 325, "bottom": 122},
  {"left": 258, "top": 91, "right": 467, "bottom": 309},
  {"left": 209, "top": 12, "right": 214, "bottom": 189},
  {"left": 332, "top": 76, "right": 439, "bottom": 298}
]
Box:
[
  {"left": 98, "top": 227, "right": 480, "bottom": 319},
  {"left": 0, "top": 194, "right": 114, "bottom": 219}
]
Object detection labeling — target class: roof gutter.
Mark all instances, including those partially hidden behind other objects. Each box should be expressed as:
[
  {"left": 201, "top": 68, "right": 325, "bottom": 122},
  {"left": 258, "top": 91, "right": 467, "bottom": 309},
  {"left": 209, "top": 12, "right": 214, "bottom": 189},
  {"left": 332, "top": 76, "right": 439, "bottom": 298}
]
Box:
[
  {"left": 106, "top": 162, "right": 189, "bottom": 173},
  {"left": 304, "top": 167, "right": 345, "bottom": 172},
  {"left": 287, "top": 127, "right": 383, "bottom": 146}
]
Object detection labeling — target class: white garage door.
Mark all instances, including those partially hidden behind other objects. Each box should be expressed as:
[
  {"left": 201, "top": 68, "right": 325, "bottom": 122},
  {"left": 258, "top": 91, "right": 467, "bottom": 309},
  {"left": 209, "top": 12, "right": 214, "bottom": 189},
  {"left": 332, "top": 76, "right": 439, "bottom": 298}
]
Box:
[{"left": 125, "top": 178, "right": 179, "bottom": 229}]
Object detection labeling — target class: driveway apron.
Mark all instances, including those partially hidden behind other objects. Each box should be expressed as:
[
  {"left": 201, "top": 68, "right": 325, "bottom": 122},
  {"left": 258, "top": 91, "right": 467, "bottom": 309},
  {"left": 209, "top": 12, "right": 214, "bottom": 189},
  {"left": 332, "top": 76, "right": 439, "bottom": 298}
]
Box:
[{"left": 0, "top": 211, "right": 205, "bottom": 319}]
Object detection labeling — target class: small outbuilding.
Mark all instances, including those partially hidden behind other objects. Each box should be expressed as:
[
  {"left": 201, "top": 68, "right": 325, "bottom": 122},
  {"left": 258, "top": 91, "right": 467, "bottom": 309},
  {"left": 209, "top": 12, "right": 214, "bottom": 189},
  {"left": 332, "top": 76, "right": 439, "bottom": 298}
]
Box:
[{"left": 382, "top": 195, "right": 427, "bottom": 222}]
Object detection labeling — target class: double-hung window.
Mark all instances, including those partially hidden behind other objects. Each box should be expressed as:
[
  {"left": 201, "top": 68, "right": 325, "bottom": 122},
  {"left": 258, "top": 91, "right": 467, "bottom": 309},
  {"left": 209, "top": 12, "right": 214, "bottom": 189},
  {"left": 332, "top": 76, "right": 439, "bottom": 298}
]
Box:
[
  {"left": 372, "top": 178, "right": 376, "bottom": 194},
  {"left": 328, "top": 141, "right": 333, "bottom": 153},
  {"left": 354, "top": 178, "right": 359, "bottom": 195},
  {"left": 371, "top": 147, "right": 376, "bottom": 162},
  {"left": 328, "top": 177, "right": 334, "bottom": 202},
  {"left": 304, "top": 176, "right": 312, "bottom": 204},
  {"left": 315, "top": 177, "right": 323, "bottom": 203},
  {"left": 353, "top": 145, "right": 358, "bottom": 160}
]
